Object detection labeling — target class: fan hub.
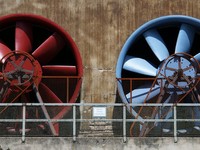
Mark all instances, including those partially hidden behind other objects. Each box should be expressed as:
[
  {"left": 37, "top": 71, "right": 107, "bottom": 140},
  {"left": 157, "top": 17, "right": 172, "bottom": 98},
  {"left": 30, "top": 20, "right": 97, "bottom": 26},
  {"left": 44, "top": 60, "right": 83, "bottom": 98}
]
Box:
[
  {"left": 157, "top": 53, "right": 198, "bottom": 94},
  {"left": 177, "top": 69, "right": 184, "bottom": 77},
  {"left": 2, "top": 51, "right": 42, "bottom": 89}
]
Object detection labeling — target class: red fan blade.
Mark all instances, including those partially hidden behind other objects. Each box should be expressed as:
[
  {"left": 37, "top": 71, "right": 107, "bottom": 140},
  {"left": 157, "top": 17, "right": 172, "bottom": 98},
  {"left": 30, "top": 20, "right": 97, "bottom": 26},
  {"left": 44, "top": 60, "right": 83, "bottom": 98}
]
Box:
[
  {"left": 15, "top": 21, "right": 32, "bottom": 53},
  {"left": 42, "top": 65, "right": 77, "bottom": 76},
  {"left": 39, "top": 82, "right": 63, "bottom": 103},
  {"left": 0, "top": 41, "right": 12, "bottom": 62},
  {"left": 32, "top": 33, "right": 64, "bottom": 65}
]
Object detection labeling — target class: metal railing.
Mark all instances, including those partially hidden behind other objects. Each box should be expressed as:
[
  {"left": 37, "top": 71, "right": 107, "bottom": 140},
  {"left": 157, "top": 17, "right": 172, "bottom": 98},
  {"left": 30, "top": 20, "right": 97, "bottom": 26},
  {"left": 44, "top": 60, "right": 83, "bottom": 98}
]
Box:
[{"left": 0, "top": 103, "right": 200, "bottom": 143}]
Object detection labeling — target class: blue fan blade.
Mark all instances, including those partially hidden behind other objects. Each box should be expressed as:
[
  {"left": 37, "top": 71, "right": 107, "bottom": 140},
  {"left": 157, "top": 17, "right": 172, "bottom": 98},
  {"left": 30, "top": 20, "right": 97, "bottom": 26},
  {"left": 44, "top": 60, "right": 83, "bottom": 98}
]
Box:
[
  {"left": 144, "top": 29, "right": 169, "bottom": 61},
  {"left": 175, "top": 24, "right": 195, "bottom": 53},
  {"left": 126, "top": 84, "right": 160, "bottom": 107},
  {"left": 123, "top": 55, "right": 157, "bottom": 76},
  {"left": 194, "top": 53, "right": 200, "bottom": 62}
]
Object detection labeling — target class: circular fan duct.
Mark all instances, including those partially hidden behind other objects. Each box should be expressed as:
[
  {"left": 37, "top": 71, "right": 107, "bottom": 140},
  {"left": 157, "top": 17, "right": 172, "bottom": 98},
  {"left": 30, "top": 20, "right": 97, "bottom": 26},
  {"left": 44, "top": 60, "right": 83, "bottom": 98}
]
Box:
[
  {"left": 116, "top": 15, "right": 200, "bottom": 136},
  {"left": 0, "top": 14, "right": 83, "bottom": 135}
]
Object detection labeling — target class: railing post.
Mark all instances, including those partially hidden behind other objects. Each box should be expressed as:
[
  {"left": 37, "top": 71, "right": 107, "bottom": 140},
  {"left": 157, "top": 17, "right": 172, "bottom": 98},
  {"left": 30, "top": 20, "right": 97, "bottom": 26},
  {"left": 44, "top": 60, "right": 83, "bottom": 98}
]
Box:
[
  {"left": 174, "top": 105, "right": 177, "bottom": 143},
  {"left": 22, "top": 103, "right": 26, "bottom": 143},
  {"left": 73, "top": 105, "right": 76, "bottom": 142},
  {"left": 123, "top": 104, "right": 127, "bottom": 143}
]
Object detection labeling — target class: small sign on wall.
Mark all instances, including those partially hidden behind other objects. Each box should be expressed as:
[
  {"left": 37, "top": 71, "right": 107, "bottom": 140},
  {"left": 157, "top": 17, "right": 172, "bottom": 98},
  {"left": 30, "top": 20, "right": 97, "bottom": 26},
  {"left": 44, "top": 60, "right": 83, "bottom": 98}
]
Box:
[{"left": 92, "top": 107, "right": 107, "bottom": 118}]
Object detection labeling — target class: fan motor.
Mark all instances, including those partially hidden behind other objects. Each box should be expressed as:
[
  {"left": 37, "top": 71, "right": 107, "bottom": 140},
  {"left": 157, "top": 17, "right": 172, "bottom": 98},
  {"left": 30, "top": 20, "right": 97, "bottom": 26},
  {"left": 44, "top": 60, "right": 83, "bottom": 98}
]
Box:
[
  {"left": 2, "top": 51, "right": 42, "bottom": 89},
  {"left": 157, "top": 53, "right": 198, "bottom": 94}
]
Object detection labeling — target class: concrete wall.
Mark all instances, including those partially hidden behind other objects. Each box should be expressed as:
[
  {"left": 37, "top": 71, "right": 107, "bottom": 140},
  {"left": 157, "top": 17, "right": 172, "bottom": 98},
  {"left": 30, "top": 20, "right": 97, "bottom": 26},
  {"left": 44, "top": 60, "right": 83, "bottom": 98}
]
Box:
[
  {"left": 0, "top": 137, "right": 200, "bottom": 150},
  {"left": 1, "top": 0, "right": 200, "bottom": 145},
  {"left": 1, "top": 0, "right": 200, "bottom": 104}
]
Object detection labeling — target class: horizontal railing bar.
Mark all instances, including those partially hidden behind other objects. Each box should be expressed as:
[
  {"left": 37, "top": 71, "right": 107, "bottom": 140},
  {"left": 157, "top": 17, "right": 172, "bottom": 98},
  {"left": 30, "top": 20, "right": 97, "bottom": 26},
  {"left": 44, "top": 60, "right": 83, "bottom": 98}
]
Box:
[
  {"left": 116, "top": 77, "right": 200, "bottom": 80},
  {"left": 0, "top": 119, "right": 23, "bottom": 122},
  {"left": 0, "top": 103, "right": 200, "bottom": 107},
  {"left": 125, "top": 103, "right": 200, "bottom": 106},
  {"left": 126, "top": 119, "right": 200, "bottom": 122},
  {"left": 0, "top": 103, "right": 125, "bottom": 106},
  {"left": 41, "top": 76, "right": 81, "bottom": 79},
  {"left": 1, "top": 118, "right": 200, "bottom": 123}
]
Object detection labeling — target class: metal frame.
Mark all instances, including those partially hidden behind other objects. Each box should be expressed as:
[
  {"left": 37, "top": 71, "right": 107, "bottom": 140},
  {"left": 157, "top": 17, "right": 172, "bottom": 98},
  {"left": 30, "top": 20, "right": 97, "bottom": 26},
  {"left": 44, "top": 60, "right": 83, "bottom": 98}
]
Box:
[
  {"left": 0, "top": 103, "right": 199, "bottom": 143},
  {"left": 117, "top": 76, "right": 200, "bottom": 137}
]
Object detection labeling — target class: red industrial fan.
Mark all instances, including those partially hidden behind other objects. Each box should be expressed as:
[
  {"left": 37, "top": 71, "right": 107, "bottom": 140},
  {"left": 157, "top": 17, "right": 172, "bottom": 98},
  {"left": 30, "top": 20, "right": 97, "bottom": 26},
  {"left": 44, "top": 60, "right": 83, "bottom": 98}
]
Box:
[{"left": 0, "top": 14, "right": 83, "bottom": 136}]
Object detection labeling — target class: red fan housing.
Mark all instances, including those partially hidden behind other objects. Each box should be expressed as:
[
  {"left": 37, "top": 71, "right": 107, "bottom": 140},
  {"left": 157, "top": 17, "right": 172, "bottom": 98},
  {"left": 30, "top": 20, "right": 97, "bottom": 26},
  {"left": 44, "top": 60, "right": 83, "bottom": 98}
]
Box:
[{"left": 0, "top": 14, "right": 83, "bottom": 136}]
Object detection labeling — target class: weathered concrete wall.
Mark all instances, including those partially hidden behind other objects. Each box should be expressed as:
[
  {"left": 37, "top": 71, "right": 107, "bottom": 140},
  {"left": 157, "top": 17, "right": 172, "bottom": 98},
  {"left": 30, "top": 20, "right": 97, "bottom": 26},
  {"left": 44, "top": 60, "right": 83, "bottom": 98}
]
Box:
[
  {"left": 1, "top": 0, "right": 200, "bottom": 104},
  {"left": 0, "top": 137, "right": 200, "bottom": 150},
  {"left": 0, "top": 0, "right": 200, "bottom": 145}
]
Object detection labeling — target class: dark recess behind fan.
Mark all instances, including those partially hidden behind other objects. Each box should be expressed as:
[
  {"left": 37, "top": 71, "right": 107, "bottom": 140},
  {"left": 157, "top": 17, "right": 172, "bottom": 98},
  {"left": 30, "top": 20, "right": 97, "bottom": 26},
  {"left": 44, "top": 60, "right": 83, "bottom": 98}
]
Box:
[
  {"left": 123, "top": 25, "right": 200, "bottom": 79},
  {"left": 0, "top": 23, "right": 76, "bottom": 67}
]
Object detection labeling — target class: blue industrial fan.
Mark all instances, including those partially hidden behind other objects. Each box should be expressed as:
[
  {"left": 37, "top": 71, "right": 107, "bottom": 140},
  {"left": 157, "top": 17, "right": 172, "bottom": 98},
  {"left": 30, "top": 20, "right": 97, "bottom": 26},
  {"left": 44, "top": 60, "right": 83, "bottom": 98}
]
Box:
[{"left": 116, "top": 15, "right": 200, "bottom": 136}]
